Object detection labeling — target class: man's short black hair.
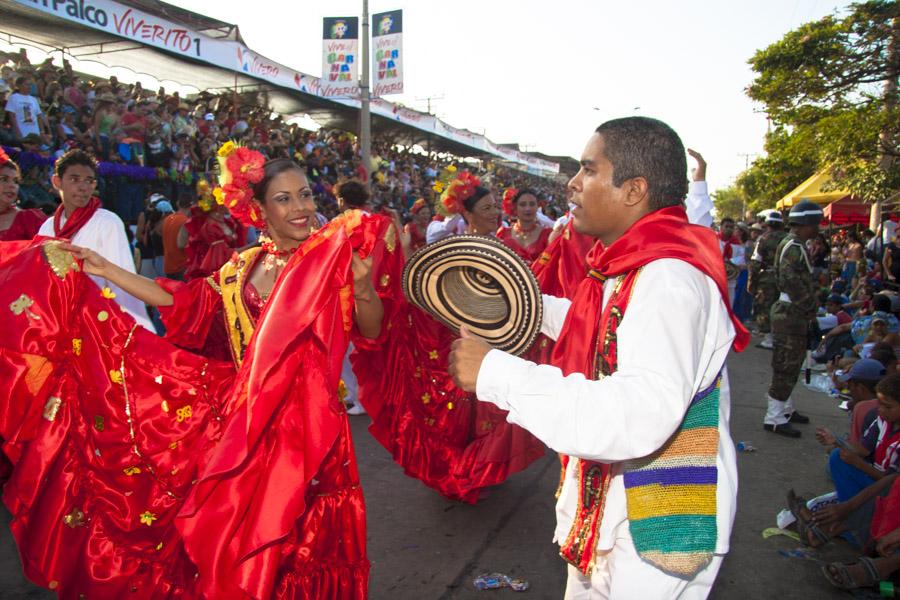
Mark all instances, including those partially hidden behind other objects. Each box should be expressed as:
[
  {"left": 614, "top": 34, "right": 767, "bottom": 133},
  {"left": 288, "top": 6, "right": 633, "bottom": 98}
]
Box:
[
  {"left": 873, "top": 294, "right": 892, "bottom": 313},
  {"left": 721, "top": 217, "right": 736, "bottom": 225},
  {"left": 876, "top": 373, "right": 900, "bottom": 403},
  {"left": 335, "top": 179, "right": 370, "bottom": 208},
  {"left": 54, "top": 149, "right": 98, "bottom": 179},
  {"left": 594, "top": 117, "right": 687, "bottom": 211}
]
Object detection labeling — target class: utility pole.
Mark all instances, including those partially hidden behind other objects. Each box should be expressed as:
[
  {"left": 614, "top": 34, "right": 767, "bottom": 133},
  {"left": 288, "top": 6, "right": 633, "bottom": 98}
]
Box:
[
  {"left": 360, "top": 0, "right": 371, "bottom": 186},
  {"left": 415, "top": 94, "right": 445, "bottom": 115},
  {"left": 415, "top": 94, "right": 443, "bottom": 155},
  {"left": 737, "top": 153, "right": 758, "bottom": 219}
]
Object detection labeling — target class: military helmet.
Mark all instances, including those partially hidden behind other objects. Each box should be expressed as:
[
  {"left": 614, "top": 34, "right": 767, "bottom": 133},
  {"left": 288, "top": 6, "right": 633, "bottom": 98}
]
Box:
[
  {"left": 765, "top": 211, "right": 783, "bottom": 224},
  {"left": 788, "top": 200, "right": 824, "bottom": 226}
]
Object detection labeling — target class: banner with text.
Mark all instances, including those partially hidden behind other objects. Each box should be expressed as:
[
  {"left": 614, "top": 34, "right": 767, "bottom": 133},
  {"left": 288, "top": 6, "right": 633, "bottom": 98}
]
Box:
[
  {"left": 322, "top": 16, "right": 359, "bottom": 98},
  {"left": 371, "top": 10, "right": 403, "bottom": 97}
]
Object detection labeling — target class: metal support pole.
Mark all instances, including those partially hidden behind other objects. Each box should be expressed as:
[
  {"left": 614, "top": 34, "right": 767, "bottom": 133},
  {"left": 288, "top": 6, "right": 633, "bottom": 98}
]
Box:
[{"left": 360, "top": 0, "right": 372, "bottom": 185}]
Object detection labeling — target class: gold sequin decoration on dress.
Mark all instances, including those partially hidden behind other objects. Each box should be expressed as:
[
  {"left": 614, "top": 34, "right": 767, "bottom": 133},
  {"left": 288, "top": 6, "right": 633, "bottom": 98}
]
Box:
[
  {"left": 9, "top": 294, "right": 40, "bottom": 320},
  {"left": 63, "top": 507, "right": 85, "bottom": 528},
  {"left": 41, "top": 241, "right": 81, "bottom": 279},
  {"left": 42, "top": 396, "right": 62, "bottom": 421}
]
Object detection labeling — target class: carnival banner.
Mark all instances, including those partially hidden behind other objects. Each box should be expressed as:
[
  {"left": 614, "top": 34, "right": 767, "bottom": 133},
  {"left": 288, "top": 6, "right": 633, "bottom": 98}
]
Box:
[
  {"left": 371, "top": 10, "right": 403, "bottom": 97},
  {"left": 322, "top": 16, "right": 359, "bottom": 98}
]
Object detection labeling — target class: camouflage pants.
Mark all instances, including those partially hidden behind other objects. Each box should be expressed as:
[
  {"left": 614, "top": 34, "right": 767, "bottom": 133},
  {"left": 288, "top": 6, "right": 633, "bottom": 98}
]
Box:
[
  {"left": 768, "top": 302, "right": 808, "bottom": 401},
  {"left": 754, "top": 285, "right": 778, "bottom": 334}
]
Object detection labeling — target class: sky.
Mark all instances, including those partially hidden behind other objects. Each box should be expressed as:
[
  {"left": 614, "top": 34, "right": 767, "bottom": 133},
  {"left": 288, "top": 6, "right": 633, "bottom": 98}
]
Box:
[{"left": 51, "top": 1, "right": 867, "bottom": 192}]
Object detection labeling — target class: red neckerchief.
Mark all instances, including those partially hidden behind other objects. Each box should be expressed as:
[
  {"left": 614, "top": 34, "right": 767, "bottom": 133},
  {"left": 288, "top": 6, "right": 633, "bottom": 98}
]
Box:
[
  {"left": 551, "top": 206, "right": 749, "bottom": 379},
  {"left": 52, "top": 196, "right": 101, "bottom": 239}
]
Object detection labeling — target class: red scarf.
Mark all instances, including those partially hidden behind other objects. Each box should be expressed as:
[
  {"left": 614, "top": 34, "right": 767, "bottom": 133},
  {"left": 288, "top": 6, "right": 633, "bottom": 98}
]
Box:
[
  {"left": 52, "top": 196, "right": 101, "bottom": 239},
  {"left": 552, "top": 205, "right": 749, "bottom": 379}
]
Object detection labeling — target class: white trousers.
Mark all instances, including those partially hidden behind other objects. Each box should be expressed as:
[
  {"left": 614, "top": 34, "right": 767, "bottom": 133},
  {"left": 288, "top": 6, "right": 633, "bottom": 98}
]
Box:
[
  {"left": 562, "top": 532, "right": 724, "bottom": 600},
  {"left": 763, "top": 394, "right": 794, "bottom": 426}
]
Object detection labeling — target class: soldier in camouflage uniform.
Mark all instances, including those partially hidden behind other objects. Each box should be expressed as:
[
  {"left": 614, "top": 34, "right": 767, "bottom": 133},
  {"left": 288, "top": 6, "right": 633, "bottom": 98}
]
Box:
[
  {"left": 764, "top": 200, "right": 823, "bottom": 438},
  {"left": 748, "top": 212, "right": 786, "bottom": 349}
]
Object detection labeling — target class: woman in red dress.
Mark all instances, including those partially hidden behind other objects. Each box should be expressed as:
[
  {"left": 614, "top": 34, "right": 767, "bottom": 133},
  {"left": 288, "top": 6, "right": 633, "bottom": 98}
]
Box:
[
  {"left": 0, "top": 148, "right": 46, "bottom": 241},
  {"left": 0, "top": 146, "right": 390, "bottom": 599},
  {"left": 496, "top": 188, "right": 551, "bottom": 265},
  {"left": 353, "top": 172, "right": 547, "bottom": 504},
  {"left": 183, "top": 202, "right": 246, "bottom": 280},
  {"left": 403, "top": 198, "right": 431, "bottom": 254}
]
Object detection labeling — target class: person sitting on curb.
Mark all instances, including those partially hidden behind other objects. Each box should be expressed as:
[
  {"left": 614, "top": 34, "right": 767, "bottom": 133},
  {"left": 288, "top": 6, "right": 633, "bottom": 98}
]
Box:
[
  {"left": 787, "top": 475, "right": 900, "bottom": 590},
  {"left": 823, "top": 373, "right": 900, "bottom": 504},
  {"left": 815, "top": 359, "right": 885, "bottom": 450}
]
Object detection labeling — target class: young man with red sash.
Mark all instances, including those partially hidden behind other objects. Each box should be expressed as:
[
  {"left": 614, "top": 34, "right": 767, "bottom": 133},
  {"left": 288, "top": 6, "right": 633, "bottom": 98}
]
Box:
[
  {"left": 36, "top": 149, "right": 154, "bottom": 331},
  {"left": 450, "top": 117, "right": 750, "bottom": 599}
]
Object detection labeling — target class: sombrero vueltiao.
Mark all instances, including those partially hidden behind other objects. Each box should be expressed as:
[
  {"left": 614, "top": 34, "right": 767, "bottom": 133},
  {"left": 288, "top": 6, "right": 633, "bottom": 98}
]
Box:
[{"left": 402, "top": 235, "right": 542, "bottom": 356}]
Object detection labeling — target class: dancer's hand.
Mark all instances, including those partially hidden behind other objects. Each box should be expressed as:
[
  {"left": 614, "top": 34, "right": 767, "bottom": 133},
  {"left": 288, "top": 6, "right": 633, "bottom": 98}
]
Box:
[
  {"left": 449, "top": 326, "right": 492, "bottom": 392},
  {"left": 57, "top": 242, "right": 110, "bottom": 276}
]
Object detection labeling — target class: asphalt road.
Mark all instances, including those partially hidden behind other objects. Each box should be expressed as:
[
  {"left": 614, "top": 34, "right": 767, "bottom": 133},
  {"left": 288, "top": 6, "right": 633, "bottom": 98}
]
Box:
[{"left": 0, "top": 341, "right": 868, "bottom": 599}]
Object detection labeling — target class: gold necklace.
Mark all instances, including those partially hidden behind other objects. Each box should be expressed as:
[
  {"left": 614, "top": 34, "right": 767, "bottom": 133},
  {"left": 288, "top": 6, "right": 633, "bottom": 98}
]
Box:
[{"left": 512, "top": 221, "right": 537, "bottom": 243}]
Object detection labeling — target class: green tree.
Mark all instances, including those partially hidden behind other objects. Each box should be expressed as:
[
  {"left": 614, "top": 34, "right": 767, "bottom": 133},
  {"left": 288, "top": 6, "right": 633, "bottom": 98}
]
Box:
[
  {"left": 737, "top": 126, "right": 819, "bottom": 211},
  {"left": 711, "top": 184, "right": 747, "bottom": 220},
  {"left": 746, "top": 0, "right": 899, "bottom": 209}
]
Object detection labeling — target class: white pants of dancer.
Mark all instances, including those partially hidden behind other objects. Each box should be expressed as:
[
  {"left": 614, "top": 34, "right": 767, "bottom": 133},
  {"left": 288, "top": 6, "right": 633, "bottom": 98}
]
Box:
[
  {"left": 764, "top": 394, "right": 795, "bottom": 426},
  {"left": 562, "top": 531, "right": 724, "bottom": 600}
]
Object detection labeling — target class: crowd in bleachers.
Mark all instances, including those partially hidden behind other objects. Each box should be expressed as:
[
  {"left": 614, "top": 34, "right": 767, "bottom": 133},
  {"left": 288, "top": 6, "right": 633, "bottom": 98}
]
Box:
[{"left": 1, "top": 48, "right": 569, "bottom": 226}]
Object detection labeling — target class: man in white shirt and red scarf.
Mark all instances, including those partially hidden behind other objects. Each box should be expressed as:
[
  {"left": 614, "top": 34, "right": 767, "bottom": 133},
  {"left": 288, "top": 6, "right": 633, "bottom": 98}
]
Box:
[
  {"left": 37, "top": 149, "right": 154, "bottom": 331},
  {"left": 449, "top": 117, "right": 749, "bottom": 599}
]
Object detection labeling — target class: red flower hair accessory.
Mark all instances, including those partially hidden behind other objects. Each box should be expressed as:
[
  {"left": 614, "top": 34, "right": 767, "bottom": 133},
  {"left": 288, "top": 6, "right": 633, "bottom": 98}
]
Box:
[
  {"left": 439, "top": 171, "right": 480, "bottom": 215},
  {"left": 411, "top": 198, "right": 428, "bottom": 214},
  {"left": 502, "top": 187, "right": 519, "bottom": 217},
  {"left": 0, "top": 147, "right": 12, "bottom": 169},
  {"left": 214, "top": 141, "right": 266, "bottom": 229}
]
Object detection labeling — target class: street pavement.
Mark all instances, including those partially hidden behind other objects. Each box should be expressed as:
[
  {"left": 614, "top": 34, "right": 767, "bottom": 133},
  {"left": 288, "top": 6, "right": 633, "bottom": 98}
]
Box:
[{"left": 0, "top": 340, "right": 868, "bottom": 598}]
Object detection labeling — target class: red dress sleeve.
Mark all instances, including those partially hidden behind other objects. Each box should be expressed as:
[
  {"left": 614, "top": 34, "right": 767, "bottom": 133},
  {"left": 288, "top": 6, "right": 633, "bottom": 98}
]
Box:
[
  {"left": 156, "top": 274, "right": 232, "bottom": 362},
  {"left": 0, "top": 209, "right": 46, "bottom": 241},
  {"left": 350, "top": 218, "right": 406, "bottom": 351}
]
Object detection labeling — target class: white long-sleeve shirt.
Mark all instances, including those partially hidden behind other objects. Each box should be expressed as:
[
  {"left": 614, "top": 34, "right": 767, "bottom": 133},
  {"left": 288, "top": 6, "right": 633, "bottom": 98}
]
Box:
[
  {"left": 39, "top": 209, "right": 155, "bottom": 332},
  {"left": 425, "top": 213, "right": 466, "bottom": 244},
  {"left": 686, "top": 181, "right": 714, "bottom": 227},
  {"left": 476, "top": 258, "right": 738, "bottom": 554}
]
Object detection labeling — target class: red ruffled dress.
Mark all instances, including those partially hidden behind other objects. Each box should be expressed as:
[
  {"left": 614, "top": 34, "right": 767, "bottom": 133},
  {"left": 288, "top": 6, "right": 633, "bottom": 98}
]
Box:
[
  {"left": 158, "top": 246, "right": 369, "bottom": 599},
  {"left": 403, "top": 222, "right": 427, "bottom": 254},
  {"left": 496, "top": 225, "right": 552, "bottom": 265},
  {"left": 0, "top": 213, "right": 374, "bottom": 599},
  {"left": 0, "top": 240, "right": 231, "bottom": 598},
  {"left": 0, "top": 208, "right": 46, "bottom": 241},
  {"left": 352, "top": 227, "right": 547, "bottom": 504}
]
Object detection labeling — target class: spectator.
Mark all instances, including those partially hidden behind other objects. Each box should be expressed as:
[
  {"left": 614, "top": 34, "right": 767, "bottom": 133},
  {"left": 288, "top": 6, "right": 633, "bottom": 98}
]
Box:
[
  {"left": 162, "top": 195, "right": 191, "bottom": 280},
  {"left": 5, "top": 75, "right": 50, "bottom": 143}
]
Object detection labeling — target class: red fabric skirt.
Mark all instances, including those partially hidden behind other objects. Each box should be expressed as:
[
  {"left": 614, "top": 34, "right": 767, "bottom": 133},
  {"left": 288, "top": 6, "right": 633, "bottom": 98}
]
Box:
[
  {"left": 0, "top": 239, "right": 368, "bottom": 599},
  {"left": 353, "top": 305, "right": 546, "bottom": 504}
]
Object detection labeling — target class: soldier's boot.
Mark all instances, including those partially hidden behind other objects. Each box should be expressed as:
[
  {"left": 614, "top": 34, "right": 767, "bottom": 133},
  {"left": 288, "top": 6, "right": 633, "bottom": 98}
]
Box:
[
  {"left": 763, "top": 394, "right": 801, "bottom": 438},
  {"left": 757, "top": 333, "right": 774, "bottom": 350},
  {"left": 785, "top": 396, "right": 810, "bottom": 424}
]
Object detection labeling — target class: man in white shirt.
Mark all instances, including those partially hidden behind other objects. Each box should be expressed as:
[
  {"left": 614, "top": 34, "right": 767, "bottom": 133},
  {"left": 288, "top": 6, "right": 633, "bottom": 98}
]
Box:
[
  {"left": 4, "top": 76, "right": 50, "bottom": 142},
  {"left": 449, "top": 117, "right": 748, "bottom": 599},
  {"left": 37, "top": 150, "right": 154, "bottom": 332}
]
